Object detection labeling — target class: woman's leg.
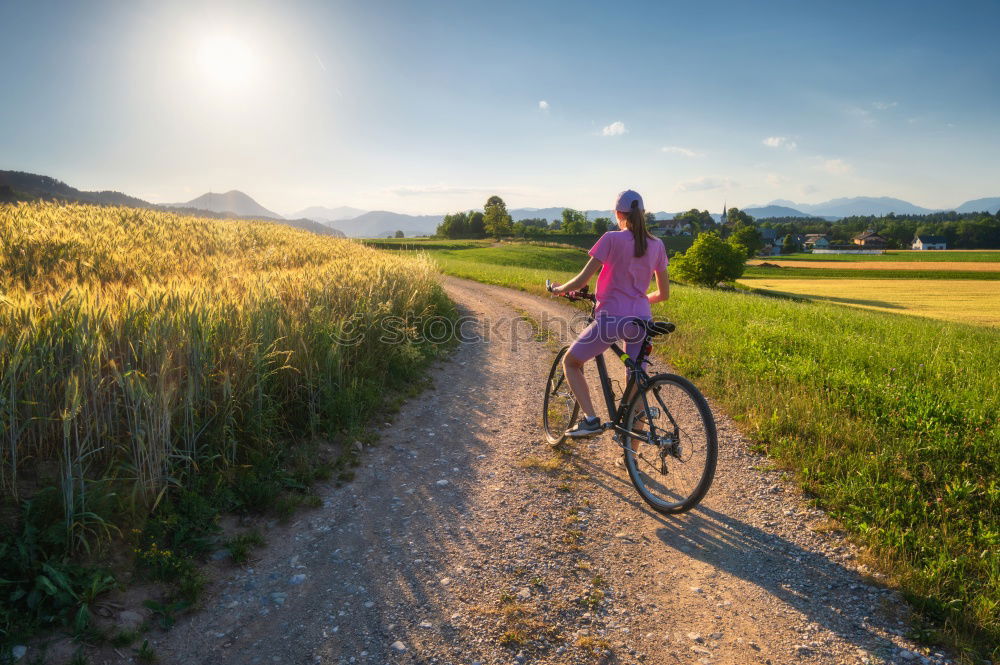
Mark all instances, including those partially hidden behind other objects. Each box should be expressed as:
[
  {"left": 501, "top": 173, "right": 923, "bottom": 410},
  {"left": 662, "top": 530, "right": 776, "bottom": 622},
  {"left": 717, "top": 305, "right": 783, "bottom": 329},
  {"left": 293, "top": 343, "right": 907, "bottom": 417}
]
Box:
[
  {"left": 563, "top": 352, "right": 597, "bottom": 419},
  {"left": 564, "top": 318, "right": 613, "bottom": 421}
]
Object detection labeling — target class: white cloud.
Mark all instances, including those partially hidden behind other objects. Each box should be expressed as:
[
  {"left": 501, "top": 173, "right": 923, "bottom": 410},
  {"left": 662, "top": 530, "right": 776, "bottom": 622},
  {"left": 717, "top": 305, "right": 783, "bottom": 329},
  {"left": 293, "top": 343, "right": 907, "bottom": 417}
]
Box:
[
  {"left": 601, "top": 121, "right": 627, "bottom": 137},
  {"left": 661, "top": 145, "right": 699, "bottom": 157},
  {"left": 675, "top": 176, "right": 737, "bottom": 192},
  {"left": 762, "top": 136, "right": 797, "bottom": 149},
  {"left": 766, "top": 173, "right": 788, "bottom": 187},
  {"left": 801, "top": 184, "right": 820, "bottom": 196},
  {"left": 872, "top": 101, "right": 898, "bottom": 111},
  {"left": 538, "top": 100, "right": 549, "bottom": 111},
  {"left": 845, "top": 105, "right": 876, "bottom": 126},
  {"left": 820, "top": 158, "right": 852, "bottom": 175}
]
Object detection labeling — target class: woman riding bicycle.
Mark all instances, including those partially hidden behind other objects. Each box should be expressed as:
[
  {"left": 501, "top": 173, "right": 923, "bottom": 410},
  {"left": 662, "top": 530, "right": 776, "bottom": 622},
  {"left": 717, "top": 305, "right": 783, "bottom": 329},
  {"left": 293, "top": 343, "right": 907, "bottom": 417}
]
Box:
[{"left": 549, "top": 189, "right": 669, "bottom": 438}]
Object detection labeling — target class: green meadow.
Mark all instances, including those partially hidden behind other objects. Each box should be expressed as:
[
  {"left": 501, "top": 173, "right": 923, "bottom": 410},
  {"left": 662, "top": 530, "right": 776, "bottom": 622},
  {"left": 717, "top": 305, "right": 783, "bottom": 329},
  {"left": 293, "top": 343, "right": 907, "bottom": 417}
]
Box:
[{"left": 398, "top": 240, "right": 999, "bottom": 657}]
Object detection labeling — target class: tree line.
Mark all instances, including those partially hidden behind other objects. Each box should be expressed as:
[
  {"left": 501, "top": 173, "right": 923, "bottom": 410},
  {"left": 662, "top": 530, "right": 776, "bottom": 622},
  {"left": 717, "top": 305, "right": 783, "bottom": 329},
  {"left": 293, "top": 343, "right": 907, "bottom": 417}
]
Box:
[
  {"left": 760, "top": 210, "right": 1000, "bottom": 249},
  {"left": 437, "top": 197, "right": 654, "bottom": 239},
  {"left": 437, "top": 197, "right": 1000, "bottom": 250}
]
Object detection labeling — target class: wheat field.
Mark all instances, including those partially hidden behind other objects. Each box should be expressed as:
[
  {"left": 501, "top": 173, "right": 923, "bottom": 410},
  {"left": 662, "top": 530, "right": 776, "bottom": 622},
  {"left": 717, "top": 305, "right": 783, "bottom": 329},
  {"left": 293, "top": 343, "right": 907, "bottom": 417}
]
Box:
[
  {"left": 739, "top": 277, "right": 1000, "bottom": 326},
  {"left": 0, "top": 203, "right": 449, "bottom": 528}
]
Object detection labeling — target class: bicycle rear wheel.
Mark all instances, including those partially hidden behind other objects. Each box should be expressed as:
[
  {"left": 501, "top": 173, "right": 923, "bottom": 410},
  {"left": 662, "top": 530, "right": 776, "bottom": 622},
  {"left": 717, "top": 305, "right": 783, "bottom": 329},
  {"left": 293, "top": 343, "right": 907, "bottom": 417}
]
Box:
[
  {"left": 622, "top": 373, "right": 717, "bottom": 514},
  {"left": 542, "top": 346, "right": 579, "bottom": 445}
]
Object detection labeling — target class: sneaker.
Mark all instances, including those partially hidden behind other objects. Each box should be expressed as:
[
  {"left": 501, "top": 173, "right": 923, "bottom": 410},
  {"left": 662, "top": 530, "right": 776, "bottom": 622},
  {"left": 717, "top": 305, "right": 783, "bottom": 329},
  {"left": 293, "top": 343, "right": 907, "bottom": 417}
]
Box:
[{"left": 566, "top": 416, "right": 602, "bottom": 438}]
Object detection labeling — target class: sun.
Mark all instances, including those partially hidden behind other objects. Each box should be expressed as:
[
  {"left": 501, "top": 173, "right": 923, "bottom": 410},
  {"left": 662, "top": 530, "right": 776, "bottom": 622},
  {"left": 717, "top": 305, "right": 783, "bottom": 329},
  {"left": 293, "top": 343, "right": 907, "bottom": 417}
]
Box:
[{"left": 195, "top": 33, "right": 256, "bottom": 90}]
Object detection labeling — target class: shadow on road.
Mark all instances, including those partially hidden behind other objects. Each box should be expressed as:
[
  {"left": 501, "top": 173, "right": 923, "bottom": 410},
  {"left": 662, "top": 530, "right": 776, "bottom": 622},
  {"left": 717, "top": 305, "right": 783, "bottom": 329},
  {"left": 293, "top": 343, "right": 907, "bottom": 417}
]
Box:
[{"left": 569, "top": 451, "right": 900, "bottom": 660}]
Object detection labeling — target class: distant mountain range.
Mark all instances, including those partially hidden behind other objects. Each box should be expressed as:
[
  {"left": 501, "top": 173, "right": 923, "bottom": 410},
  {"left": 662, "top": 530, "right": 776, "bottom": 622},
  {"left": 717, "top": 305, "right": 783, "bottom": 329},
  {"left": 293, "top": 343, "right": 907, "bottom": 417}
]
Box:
[
  {"left": 4, "top": 170, "right": 997, "bottom": 238},
  {"left": 764, "top": 197, "right": 932, "bottom": 218},
  {"left": 954, "top": 197, "right": 1000, "bottom": 214},
  {"left": 0, "top": 170, "right": 151, "bottom": 208},
  {"left": 0, "top": 171, "right": 344, "bottom": 237},
  {"left": 742, "top": 205, "right": 820, "bottom": 219},
  {"left": 170, "top": 190, "right": 282, "bottom": 219},
  {"left": 288, "top": 205, "right": 367, "bottom": 223}
]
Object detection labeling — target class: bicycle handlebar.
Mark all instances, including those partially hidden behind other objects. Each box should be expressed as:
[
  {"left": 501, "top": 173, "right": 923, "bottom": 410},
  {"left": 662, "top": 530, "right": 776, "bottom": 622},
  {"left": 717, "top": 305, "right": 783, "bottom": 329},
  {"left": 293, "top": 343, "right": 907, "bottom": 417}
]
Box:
[{"left": 545, "top": 279, "right": 595, "bottom": 302}]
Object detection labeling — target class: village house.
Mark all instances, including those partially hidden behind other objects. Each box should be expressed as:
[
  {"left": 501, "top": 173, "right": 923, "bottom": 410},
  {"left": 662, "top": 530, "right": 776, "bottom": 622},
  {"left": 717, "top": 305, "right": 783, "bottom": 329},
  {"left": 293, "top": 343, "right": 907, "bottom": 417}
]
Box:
[
  {"left": 912, "top": 234, "right": 947, "bottom": 250},
  {"left": 853, "top": 230, "right": 889, "bottom": 248},
  {"left": 803, "top": 234, "right": 830, "bottom": 249},
  {"left": 654, "top": 218, "right": 692, "bottom": 236}
]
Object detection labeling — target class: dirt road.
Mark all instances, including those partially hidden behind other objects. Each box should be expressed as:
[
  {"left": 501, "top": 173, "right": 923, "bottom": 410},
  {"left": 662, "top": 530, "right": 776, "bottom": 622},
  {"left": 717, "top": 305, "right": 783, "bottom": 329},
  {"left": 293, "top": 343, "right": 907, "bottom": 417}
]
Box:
[{"left": 150, "top": 277, "right": 946, "bottom": 665}]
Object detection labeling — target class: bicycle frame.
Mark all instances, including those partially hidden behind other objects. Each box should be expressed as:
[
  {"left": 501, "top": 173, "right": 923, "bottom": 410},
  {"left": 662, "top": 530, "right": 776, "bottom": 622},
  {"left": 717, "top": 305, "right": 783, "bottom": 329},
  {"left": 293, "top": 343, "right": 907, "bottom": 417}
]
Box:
[
  {"left": 546, "top": 280, "right": 677, "bottom": 447},
  {"left": 594, "top": 339, "right": 661, "bottom": 445}
]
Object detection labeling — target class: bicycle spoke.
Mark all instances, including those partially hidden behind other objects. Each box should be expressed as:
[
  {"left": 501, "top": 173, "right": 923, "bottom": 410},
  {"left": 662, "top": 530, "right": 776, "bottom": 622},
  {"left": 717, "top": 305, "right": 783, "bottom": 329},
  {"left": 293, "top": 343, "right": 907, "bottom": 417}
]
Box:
[{"left": 621, "top": 375, "right": 717, "bottom": 514}]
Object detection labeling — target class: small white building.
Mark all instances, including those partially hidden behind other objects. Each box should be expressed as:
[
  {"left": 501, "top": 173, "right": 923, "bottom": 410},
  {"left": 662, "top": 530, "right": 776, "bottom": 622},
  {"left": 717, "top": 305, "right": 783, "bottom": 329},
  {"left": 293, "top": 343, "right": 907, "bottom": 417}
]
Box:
[{"left": 912, "top": 235, "right": 947, "bottom": 250}]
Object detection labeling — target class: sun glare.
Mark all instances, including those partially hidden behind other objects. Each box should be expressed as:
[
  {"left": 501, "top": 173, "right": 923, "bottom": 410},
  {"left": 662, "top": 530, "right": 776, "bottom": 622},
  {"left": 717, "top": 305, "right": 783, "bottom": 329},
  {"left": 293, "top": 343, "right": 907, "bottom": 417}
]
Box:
[{"left": 195, "top": 33, "right": 256, "bottom": 91}]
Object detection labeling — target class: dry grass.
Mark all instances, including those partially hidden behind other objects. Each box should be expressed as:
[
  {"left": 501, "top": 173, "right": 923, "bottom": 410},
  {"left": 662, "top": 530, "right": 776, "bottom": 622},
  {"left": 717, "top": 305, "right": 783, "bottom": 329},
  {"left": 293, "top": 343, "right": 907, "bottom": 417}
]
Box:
[
  {"left": 739, "top": 278, "right": 1000, "bottom": 326},
  {"left": 518, "top": 453, "right": 567, "bottom": 474}
]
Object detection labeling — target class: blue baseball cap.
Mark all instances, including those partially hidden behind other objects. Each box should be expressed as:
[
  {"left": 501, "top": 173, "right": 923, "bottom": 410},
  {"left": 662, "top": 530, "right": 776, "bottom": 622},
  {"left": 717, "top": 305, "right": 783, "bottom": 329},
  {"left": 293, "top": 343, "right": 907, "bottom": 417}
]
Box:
[{"left": 615, "top": 189, "right": 644, "bottom": 212}]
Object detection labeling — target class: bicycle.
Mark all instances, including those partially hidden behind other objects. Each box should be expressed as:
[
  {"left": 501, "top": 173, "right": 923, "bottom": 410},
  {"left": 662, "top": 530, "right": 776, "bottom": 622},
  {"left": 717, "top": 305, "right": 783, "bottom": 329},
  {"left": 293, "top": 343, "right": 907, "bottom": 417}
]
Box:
[{"left": 542, "top": 280, "right": 717, "bottom": 514}]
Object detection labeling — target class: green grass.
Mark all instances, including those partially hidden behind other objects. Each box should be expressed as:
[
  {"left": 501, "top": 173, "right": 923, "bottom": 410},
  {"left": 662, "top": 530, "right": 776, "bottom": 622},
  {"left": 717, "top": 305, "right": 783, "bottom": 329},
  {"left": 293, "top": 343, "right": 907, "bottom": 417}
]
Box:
[
  {"left": 406, "top": 241, "right": 999, "bottom": 660},
  {"left": 360, "top": 238, "right": 489, "bottom": 251},
  {"left": 777, "top": 250, "right": 1000, "bottom": 262},
  {"left": 743, "top": 265, "right": 1000, "bottom": 280}
]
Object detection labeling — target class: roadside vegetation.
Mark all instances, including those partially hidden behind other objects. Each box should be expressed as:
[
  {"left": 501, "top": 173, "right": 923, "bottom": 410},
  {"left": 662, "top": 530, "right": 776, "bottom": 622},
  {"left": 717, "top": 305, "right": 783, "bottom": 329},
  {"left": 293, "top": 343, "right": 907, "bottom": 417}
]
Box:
[
  {"left": 0, "top": 202, "right": 453, "bottom": 651},
  {"left": 406, "top": 241, "right": 998, "bottom": 659}
]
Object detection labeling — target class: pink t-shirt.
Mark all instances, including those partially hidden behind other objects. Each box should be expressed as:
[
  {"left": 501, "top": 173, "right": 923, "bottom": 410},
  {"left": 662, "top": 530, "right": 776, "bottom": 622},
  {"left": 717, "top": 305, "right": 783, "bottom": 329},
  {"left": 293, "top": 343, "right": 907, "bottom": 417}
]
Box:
[{"left": 588, "top": 230, "right": 668, "bottom": 319}]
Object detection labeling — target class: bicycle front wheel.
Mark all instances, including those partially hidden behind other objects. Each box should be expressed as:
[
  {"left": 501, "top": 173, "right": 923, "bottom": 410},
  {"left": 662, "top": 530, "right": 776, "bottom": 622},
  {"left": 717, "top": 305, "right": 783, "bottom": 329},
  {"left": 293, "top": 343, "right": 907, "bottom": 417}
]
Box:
[
  {"left": 542, "top": 346, "right": 579, "bottom": 445},
  {"left": 622, "top": 373, "right": 717, "bottom": 514}
]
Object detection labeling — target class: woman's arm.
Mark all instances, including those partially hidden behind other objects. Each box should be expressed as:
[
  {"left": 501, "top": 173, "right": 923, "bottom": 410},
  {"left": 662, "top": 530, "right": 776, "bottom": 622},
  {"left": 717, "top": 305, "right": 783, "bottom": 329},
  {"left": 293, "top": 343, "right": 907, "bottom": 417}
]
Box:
[
  {"left": 551, "top": 257, "right": 602, "bottom": 294},
  {"left": 647, "top": 267, "right": 669, "bottom": 304}
]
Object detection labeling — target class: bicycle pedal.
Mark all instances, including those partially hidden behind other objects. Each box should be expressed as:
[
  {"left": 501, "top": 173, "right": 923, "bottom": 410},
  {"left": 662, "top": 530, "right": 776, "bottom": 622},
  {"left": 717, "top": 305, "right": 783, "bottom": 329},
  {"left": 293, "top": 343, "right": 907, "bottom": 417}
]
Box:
[{"left": 646, "top": 407, "right": 660, "bottom": 419}]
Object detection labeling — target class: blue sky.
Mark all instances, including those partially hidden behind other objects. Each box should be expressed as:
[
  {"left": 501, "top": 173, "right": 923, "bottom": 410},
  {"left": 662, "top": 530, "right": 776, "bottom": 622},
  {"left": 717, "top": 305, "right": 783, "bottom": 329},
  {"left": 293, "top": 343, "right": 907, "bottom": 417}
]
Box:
[{"left": 2, "top": 0, "right": 998, "bottom": 215}]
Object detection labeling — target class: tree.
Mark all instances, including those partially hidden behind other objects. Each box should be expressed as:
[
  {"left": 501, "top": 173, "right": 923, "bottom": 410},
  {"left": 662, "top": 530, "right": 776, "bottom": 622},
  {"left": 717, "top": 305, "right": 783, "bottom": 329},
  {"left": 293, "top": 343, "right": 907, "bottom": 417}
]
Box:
[
  {"left": 435, "top": 211, "right": 470, "bottom": 238},
  {"left": 645, "top": 212, "right": 657, "bottom": 227},
  {"left": 670, "top": 232, "right": 746, "bottom": 287},
  {"left": 468, "top": 211, "right": 486, "bottom": 238},
  {"left": 561, "top": 208, "right": 587, "bottom": 234},
  {"left": 483, "top": 196, "right": 513, "bottom": 239},
  {"left": 592, "top": 217, "right": 611, "bottom": 234},
  {"left": 781, "top": 233, "right": 800, "bottom": 254},
  {"left": 520, "top": 218, "right": 549, "bottom": 229},
  {"left": 394, "top": 229, "right": 404, "bottom": 238},
  {"left": 729, "top": 223, "right": 764, "bottom": 257},
  {"left": 725, "top": 207, "right": 754, "bottom": 227},
  {"left": 675, "top": 209, "right": 714, "bottom": 234}
]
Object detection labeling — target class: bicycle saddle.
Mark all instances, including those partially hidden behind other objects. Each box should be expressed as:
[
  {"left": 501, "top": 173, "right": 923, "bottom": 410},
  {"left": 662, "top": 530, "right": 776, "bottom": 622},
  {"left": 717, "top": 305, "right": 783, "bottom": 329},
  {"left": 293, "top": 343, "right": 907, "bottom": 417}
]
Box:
[{"left": 642, "top": 320, "right": 675, "bottom": 336}]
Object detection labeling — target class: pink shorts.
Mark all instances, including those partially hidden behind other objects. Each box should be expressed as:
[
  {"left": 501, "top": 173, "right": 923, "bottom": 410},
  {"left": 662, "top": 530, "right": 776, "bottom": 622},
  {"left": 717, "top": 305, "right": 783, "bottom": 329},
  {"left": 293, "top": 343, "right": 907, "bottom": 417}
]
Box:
[{"left": 568, "top": 315, "right": 648, "bottom": 363}]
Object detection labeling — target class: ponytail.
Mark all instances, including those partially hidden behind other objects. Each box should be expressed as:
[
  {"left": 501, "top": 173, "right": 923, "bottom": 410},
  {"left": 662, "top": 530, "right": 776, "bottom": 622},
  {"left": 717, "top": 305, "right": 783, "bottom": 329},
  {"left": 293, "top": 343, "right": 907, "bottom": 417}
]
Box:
[{"left": 625, "top": 200, "right": 650, "bottom": 258}]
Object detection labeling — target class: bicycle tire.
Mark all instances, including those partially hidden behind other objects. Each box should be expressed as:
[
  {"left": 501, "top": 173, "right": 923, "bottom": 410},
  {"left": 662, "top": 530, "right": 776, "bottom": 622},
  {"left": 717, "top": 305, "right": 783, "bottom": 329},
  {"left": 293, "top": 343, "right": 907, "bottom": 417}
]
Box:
[
  {"left": 622, "top": 373, "right": 717, "bottom": 514},
  {"left": 542, "top": 346, "right": 580, "bottom": 445}
]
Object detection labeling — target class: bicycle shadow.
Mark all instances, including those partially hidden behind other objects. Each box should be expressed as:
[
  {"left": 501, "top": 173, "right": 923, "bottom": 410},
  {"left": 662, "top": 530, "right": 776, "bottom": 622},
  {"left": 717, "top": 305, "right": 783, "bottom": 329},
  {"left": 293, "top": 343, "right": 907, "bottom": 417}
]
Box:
[{"left": 566, "top": 451, "right": 903, "bottom": 660}]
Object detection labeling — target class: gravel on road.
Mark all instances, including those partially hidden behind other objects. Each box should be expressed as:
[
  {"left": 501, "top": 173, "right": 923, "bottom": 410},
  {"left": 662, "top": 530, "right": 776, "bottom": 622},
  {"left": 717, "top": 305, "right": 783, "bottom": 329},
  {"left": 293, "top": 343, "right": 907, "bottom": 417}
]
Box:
[{"left": 137, "top": 276, "right": 949, "bottom": 665}]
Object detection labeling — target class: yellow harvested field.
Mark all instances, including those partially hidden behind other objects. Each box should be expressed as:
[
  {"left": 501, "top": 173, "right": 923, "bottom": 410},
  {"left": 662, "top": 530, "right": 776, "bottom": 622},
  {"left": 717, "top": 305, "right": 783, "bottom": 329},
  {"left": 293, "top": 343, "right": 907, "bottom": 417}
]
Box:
[
  {"left": 747, "top": 260, "right": 1000, "bottom": 271},
  {"left": 738, "top": 278, "right": 1000, "bottom": 326}
]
